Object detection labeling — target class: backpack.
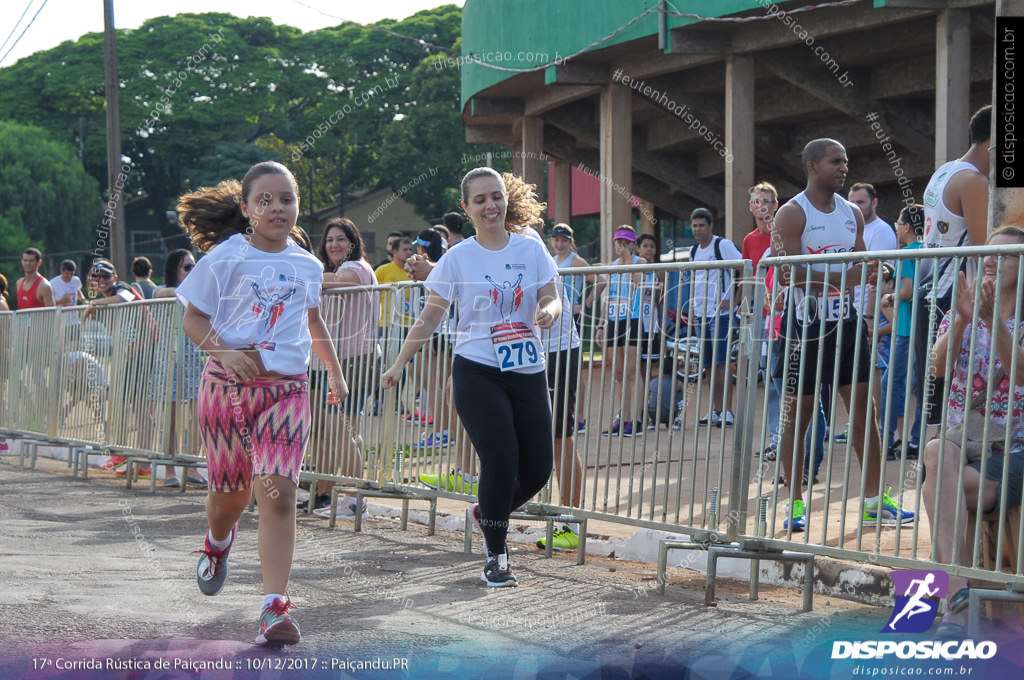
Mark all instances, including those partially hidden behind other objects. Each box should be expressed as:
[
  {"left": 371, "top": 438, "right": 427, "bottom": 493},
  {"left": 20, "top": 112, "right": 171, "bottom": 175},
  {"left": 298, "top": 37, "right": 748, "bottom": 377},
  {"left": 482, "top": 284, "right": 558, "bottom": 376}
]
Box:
[{"left": 690, "top": 236, "right": 724, "bottom": 263}]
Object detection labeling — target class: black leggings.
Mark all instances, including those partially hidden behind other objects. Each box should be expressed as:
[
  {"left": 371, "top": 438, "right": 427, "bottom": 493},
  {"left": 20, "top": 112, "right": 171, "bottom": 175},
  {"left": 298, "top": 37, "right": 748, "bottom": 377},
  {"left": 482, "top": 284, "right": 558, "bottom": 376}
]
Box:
[{"left": 452, "top": 356, "right": 554, "bottom": 555}]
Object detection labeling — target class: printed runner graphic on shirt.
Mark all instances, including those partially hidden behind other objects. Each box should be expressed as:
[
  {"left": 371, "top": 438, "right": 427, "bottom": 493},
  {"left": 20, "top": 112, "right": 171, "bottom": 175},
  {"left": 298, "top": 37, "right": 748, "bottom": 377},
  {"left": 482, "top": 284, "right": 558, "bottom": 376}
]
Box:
[
  {"left": 250, "top": 282, "right": 296, "bottom": 333},
  {"left": 485, "top": 273, "right": 524, "bottom": 322}
]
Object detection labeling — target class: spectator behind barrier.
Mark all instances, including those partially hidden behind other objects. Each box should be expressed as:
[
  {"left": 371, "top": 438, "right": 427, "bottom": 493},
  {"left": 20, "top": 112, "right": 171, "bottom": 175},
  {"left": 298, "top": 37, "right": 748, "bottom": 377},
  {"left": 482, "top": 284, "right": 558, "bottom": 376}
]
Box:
[
  {"left": 304, "top": 217, "right": 377, "bottom": 517},
  {"left": 923, "top": 225, "right": 1024, "bottom": 640}
]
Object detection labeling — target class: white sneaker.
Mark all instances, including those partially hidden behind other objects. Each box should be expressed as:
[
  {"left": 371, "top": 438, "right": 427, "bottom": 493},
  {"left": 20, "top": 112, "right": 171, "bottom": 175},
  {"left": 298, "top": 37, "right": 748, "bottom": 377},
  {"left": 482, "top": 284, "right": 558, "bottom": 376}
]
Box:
[{"left": 699, "top": 410, "right": 723, "bottom": 427}]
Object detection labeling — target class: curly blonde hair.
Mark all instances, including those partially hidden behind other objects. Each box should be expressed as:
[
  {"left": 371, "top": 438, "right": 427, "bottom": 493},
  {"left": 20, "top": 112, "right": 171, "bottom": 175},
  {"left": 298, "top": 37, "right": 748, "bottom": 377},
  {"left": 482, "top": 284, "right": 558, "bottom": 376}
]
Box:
[
  {"left": 176, "top": 161, "right": 302, "bottom": 253},
  {"left": 460, "top": 167, "right": 547, "bottom": 234}
]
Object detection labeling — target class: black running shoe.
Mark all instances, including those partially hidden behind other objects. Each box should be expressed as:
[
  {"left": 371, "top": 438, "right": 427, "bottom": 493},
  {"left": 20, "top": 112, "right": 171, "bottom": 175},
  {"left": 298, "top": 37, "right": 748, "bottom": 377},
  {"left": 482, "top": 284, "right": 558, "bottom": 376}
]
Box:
[{"left": 481, "top": 551, "right": 517, "bottom": 588}]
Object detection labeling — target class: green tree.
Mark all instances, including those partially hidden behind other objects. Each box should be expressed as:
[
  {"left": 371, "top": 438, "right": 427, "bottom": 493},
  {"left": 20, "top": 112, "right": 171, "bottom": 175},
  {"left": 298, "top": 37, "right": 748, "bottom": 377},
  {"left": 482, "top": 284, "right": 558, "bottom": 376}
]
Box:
[
  {"left": 377, "top": 50, "right": 511, "bottom": 221},
  {"left": 0, "top": 6, "right": 490, "bottom": 226},
  {"left": 0, "top": 120, "right": 101, "bottom": 284}
]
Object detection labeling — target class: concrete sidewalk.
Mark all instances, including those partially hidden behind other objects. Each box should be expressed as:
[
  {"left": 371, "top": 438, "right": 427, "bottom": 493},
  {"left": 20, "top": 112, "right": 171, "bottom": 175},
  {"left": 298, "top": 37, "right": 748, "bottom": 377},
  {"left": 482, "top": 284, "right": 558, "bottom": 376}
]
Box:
[{"left": 0, "top": 455, "right": 908, "bottom": 679}]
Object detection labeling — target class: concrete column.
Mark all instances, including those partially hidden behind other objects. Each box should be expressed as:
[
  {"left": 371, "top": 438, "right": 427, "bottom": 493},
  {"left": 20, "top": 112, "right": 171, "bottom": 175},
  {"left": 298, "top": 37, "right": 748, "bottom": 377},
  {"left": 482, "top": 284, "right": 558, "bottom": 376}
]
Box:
[
  {"left": 638, "top": 199, "right": 656, "bottom": 236},
  {"left": 935, "top": 9, "right": 971, "bottom": 166},
  {"left": 520, "top": 116, "right": 545, "bottom": 196},
  {"left": 725, "top": 54, "right": 754, "bottom": 245},
  {"left": 552, "top": 161, "right": 572, "bottom": 225},
  {"left": 600, "top": 84, "right": 633, "bottom": 262}
]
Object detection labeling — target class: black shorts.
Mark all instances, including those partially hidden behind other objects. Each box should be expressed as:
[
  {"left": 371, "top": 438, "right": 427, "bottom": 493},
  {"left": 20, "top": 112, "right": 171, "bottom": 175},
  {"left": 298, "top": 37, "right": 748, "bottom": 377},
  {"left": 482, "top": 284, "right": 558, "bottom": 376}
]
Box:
[
  {"left": 606, "top": 318, "right": 640, "bottom": 347},
  {"left": 774, "top": 313, "right": 871, "bottom": 396},
  {"left": 547, "top": 347, "right": 579, "bottom": 438},
  {"left": 638, "top": 330, "right": 662, "bottom": 360}
]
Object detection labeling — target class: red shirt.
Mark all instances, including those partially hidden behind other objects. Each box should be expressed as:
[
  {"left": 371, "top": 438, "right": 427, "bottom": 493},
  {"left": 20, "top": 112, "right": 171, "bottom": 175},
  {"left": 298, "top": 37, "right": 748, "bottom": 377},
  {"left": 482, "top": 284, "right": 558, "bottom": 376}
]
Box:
[
  {"left": 741, "top": 229, "right": 772, "bottom": 271},
  {"left": 17, "top": 275, "right": 46, "bottom": 310}
]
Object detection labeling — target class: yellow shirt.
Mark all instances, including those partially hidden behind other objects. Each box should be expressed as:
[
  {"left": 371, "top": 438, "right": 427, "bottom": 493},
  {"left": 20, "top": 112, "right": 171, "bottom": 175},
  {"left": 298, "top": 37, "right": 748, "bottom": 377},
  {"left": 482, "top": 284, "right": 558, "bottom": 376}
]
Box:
[{"left": 374, "top": 261, "right": 414, "bottom": 327}]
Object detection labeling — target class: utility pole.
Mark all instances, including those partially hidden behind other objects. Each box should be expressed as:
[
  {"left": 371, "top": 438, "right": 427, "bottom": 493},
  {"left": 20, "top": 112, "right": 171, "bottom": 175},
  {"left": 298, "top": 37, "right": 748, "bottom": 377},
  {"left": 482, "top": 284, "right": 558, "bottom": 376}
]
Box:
[{"left": 103, "top": 0, "right": 127, "bottom": 274}]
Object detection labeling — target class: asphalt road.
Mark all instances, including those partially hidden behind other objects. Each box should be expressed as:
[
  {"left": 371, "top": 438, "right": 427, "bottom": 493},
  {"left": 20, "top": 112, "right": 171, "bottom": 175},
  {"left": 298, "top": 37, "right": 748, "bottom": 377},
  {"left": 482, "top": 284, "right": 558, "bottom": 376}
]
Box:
[{"left": 1, "top": 457, "right": 1018, "bottom": 680}]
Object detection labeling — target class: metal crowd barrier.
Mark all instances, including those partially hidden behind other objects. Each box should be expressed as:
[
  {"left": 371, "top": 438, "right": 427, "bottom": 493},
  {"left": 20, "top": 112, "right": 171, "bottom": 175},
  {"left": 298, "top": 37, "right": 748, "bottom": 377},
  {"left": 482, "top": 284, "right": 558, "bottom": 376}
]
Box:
[
  {"left": 4, "top": 247, "right": 1023, "bottom": 620},
  {"left": 697, "top": 244, "right": 1024, "bottom": 620}
]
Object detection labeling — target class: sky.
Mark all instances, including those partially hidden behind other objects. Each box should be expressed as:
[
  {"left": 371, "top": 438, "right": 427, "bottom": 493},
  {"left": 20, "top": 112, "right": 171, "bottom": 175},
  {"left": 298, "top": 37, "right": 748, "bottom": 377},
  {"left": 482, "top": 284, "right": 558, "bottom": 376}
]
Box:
[{"left": 0, "top": 0, "right": 465, "bottom": 67}]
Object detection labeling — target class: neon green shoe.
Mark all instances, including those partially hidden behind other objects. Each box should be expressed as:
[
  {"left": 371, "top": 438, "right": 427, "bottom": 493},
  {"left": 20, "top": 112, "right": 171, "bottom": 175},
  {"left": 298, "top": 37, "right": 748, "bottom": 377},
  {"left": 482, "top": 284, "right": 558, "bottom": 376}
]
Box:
[
  {"left": 418, "top": 470, "right": 478, "bottom": 495},
  {"left": 536, "top": 524, "right": 580, "bottom": 550},
  {"left": 863, "top": 487, "right": 914, "bottom": 526},
  {"left": 783, "top": 499, "right": 806, "bottom": 532}
]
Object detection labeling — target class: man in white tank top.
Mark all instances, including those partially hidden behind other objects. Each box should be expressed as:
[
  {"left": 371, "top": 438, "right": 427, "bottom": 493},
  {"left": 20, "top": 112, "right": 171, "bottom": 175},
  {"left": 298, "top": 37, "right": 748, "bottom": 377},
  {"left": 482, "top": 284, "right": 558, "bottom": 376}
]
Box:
[
  {"left": 921, "top": 105, "right": 991, "bottom": 300},
  {"left": 771, "top": 138, "right": 912, "bottom": 533},
  {"left": 914, "top": 106, "right": 992, "bottom": 429}
]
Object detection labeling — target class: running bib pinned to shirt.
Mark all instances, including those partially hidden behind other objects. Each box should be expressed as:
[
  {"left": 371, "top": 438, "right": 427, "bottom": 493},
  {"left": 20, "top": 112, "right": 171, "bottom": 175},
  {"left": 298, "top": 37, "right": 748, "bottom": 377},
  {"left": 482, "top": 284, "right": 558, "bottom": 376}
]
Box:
[
  {"left": 823, "top": 292, "right": 850, "bottom": 321},
  {"left": 608, "top": 299, "right": 630, "bottom": 321},
  {"left": 490, "top": 321, "right": 541, "bottom": 371}
]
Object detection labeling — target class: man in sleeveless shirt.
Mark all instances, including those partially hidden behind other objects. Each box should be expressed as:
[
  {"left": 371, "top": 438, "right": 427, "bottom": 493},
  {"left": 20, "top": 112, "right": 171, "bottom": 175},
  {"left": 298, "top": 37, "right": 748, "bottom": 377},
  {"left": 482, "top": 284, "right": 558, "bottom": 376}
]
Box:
[
  {"left": 15, "top": 247, "right": 54, "bottom": 309},
  {"left": 772, "top": 139, "right": 914, "bottom": 533},
  {"left": 915, "top": 105, "right": 992, "bottom": 429}
]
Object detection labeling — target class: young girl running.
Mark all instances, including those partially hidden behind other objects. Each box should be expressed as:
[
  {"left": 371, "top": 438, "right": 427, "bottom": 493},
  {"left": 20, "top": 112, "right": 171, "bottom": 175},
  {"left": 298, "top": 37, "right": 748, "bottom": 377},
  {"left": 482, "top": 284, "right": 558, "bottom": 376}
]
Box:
[
  {"left": 381, "top": 168, "right": 561, "bottom": 587},
  {"left": 175, "top": 161, "right": 348, "bottom": 646}
]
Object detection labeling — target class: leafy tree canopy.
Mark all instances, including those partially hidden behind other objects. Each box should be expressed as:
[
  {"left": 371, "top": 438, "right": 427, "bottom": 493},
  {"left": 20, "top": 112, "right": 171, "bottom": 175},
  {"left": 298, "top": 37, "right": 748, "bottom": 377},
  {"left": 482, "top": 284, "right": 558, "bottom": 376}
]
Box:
[
  {"left": 0, "top": 120, "right": 101, "bottom": 286},
  {"left": 0, "top": 6, "right": 512, "bottom": 228}
]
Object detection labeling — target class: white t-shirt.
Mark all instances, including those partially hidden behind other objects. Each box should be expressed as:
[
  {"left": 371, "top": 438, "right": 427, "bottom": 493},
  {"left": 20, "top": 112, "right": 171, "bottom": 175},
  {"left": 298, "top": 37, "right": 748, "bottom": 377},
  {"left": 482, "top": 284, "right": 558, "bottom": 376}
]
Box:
[
  {"left": 854, "top": 216, "right": 898, "bottom": 311},
  {"left": 863, "top": 216, "right": 897, "bottom": 253},
  {"left": 176, "top": 233, "right": 323, "bottom": 375},
  {"left": 423, "top": 231, "right": 558, "bottom": 373},
  {"left": 690, "top": 237, "right": 742, "bottom": 319},
  {"left": 543, "top": 287, "right": 581, "bottom": 353},
  {"left": 50, "top": 275, "right": 82, "bottom": 306}
]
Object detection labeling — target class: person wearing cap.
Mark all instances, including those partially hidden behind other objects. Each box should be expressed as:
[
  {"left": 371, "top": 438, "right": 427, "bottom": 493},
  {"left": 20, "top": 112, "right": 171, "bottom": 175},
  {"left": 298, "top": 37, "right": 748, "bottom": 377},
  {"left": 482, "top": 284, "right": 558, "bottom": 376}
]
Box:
[
  {"left": 82, "top": 259, "right": 141, "bottom": 319},
  {"left": 82, "top": 258, "right": 152, "bottom": 476},
  {"left": 593, "top": 225, "right": 647, "bottom": 437}
]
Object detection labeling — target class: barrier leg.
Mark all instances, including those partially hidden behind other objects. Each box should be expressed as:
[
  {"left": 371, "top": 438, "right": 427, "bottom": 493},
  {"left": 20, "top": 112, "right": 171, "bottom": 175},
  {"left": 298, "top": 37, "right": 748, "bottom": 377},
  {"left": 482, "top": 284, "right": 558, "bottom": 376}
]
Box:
[
  {"left": 576, "top": 518, "right": 587, "bottom": 566},
  {"left": 750, "top": 559, "right": 760, "bottom": 601},
  {"left": 427, "top": 497, "right": 436, "bottom": 536},
  {"left": 657, "top": 542, "right": 669, "bottom": 595},
  {"left": 706, "top": 551, "right": 719, "bottom": 606},
  {"left": 327, "top": 488, "right": 340, "bottom": 529},
  {"left": 354, "top": 492, "right": 365, "bottom": 533}
]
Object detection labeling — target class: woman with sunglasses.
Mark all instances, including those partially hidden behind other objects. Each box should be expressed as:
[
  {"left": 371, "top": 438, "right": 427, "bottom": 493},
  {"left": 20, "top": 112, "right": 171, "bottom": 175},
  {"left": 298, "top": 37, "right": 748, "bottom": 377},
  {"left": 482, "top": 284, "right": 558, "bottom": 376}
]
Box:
[{"left": 154, "top": 249, "right": 197, "bottom": 298}]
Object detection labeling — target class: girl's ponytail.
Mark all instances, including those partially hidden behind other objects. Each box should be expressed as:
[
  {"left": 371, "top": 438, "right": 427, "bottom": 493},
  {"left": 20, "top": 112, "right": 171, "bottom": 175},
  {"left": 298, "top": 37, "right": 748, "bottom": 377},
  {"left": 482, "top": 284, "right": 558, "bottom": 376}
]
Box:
[
  {"left": 502, "top": 172, "right": 546, "bottom": 234},
  {"left": 176, "top": 180, "right": 249, "bottom": 253}
]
